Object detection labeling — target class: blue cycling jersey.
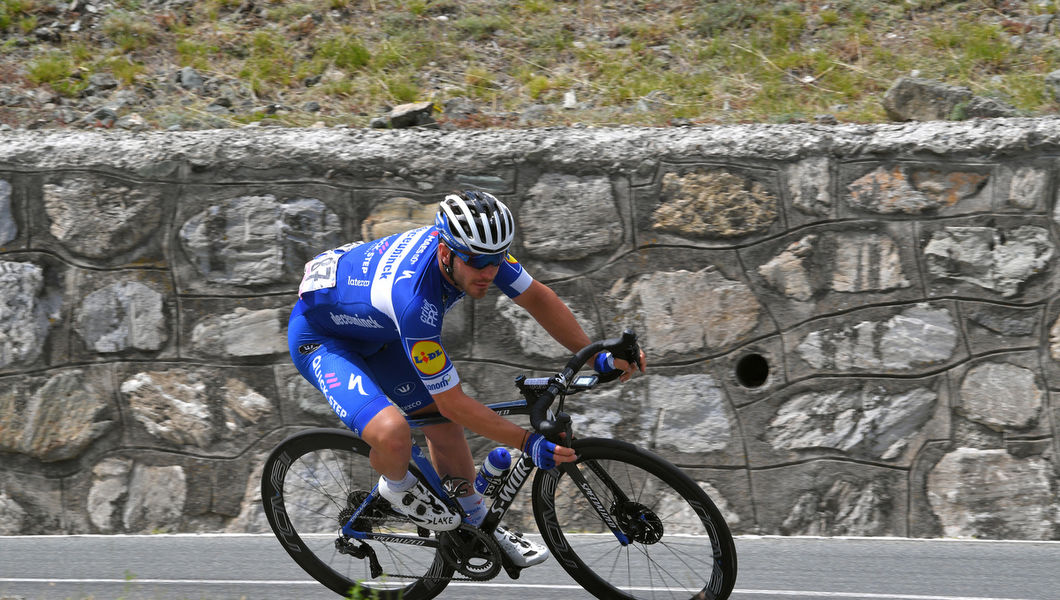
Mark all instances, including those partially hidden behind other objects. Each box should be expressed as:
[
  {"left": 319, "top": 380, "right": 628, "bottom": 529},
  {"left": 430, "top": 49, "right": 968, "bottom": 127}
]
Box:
[{"left": 293, "top": 225, "right": 533, "bottom": 397}]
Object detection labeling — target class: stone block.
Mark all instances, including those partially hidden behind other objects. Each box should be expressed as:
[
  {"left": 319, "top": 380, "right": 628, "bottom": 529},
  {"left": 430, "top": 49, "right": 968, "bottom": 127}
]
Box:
[
  {"left": 172, "top": 184, "right": 353, "bottom": 295},
  {"left": 0, "top": 470, "right": 64, "bottom": 534},
  {"left": 555, "top": 364, "right": 746, "bottom": 468},
  {"left": 681, "top": 467, "right": 756, "bottom": 535},
  {"left": 179, "top": 296, "right": 292, "bottom": 363},
  {"left": 782, "top": 156, "right": 835, "bottom": 225},
  {"left": 962, "top": 301, "right": 1043, "bottom": 356},
  {"left": 115, "top": 363, "right": 282, "bottom": 456},
  {"left": 927, "top": 448, "right": 1058, "bottom": 540},
  {"left": 0, "top": 365, "right": 119, "bottom": 463},
  {"left": 907, "top": 440, "right": 948, "bottom": 538},
  {"left": 586, "top": 247, "right": 775, "bottom": 364},
  {"left": 920, "top": 216, "right": 1058, "bottom": 302},
  {"left": 950, "top": 351, "right": 1049, "bottom": 437},
  {"left": 0, "top": 253, "right": 72, "bottom": 374},
  {"left": 751, "top": 460, "right": 908, "bottom": 537},
  {"left": 740, "top": 221, "right": 923, "bottom": 329},
  {"left": 783, "top": 301, "right": 966, "bottom": 379},
  {"left": 31, "top": 172, "right": 169, "bottom": 266},
  {"left": 0, "top": 175, "right": 21, "bottom": 249},
  {"left": 634, "top": 163, "right": 784, "bottom": 248},
  {"left": 71, "top": 450, "right": 248, "bottom": 534},
  {"left": 739, "top": 374, "right": 949, "bottom": 467},
  {"left": 69, "top": 269, "right": 177, "bottom": 361},
  {"left": 839, "top": 161, "right": 994, "bottom": 217},
  {"left": 358, "top": 195, "right": 435, "bottom": 241},
  {"left": 1041, "top": 299, "right": 1060, "bottom": 388},
  {"left": 998, "top": 162, "right": 1051, "bottom": 212},
  {"left": 520, "top": 173, "right": 626, "bottom": 262}
]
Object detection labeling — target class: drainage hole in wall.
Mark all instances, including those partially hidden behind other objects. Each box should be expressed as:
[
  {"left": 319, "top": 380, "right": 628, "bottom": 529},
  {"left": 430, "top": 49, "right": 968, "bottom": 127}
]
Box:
[{"left": 735, "top": 353, "right": 769, "bottom": 388}]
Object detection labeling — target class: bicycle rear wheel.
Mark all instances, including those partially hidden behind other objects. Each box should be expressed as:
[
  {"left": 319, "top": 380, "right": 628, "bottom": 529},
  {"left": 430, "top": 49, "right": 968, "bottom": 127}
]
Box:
[
  {"left": 260, "top": 428, "right": 453, "bottom": 600},
  {"left": 532, "top": 438, "right": 737, "bottom": 600}
]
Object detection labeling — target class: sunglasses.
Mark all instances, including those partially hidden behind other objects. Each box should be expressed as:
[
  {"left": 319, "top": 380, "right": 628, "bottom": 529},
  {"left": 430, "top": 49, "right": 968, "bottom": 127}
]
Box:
[{"left": 451, "top": 249, "right": 506, "bottom": 269}]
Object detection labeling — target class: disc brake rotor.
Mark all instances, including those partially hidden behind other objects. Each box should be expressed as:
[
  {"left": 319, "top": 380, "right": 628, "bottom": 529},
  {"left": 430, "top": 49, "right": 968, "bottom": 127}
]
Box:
[{"left": 613, "top": 501, "right": 665, "bottom": 544}]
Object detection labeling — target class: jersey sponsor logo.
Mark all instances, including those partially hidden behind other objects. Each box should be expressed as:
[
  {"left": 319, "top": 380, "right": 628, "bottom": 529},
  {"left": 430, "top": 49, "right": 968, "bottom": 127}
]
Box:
[
  {"left": 310, "top": 355, "right": 348, "bottom": 420},
  {"left": 346, "top": 277, "right": 370, "bottom": 287},
  {"left": 409, "top": 230, "right": 436, "bottom": 265},
  {"left": 394, "top": 382, "right": 416, "bottom": 396},
  {"left": 378, "top": 231, "right": 418, "bottom": 281},
  {"left": 409, "top": 340, "right": 447, "bottom": 375},
  {"left": 329, "top": 312, "right": 383, "bottom": 328},
  {"left": 396, "top": 269, "right": 415, "bottom": 282},
  {"left": 424, "top": 373, "right": 452, "bottom": 392},
  {"left": 297, "top": 343, "right": 321, "bottom": 355},
  {"left": 420, "top": 300, "right": 439, "bottom": 327},
  {"left": 362, "top": 239, "right": 390, "bottom": 275},
  {"left": 505, "top": 253, "right": 518, "bottom": 264},
  {"left": 348, "top": 374, "right": 367, "bottom": 395}
]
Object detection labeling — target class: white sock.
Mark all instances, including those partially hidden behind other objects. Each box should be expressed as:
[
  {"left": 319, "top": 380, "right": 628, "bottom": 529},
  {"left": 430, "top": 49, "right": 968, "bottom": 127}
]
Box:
[
  {"left": 458, "top": 492, "right": 487, "bottom": 527},
  {"left": 383, "top": 471, "right": 418, "bottom": 493}
]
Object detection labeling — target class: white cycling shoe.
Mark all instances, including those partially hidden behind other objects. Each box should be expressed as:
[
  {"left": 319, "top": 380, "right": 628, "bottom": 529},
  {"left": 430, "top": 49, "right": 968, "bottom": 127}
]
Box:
[
  {"left": 493, "top": 525, "right": 550, "bottom": 567},
  {"left": 377, "top": 476, "right": 460, "bottom": 531}
]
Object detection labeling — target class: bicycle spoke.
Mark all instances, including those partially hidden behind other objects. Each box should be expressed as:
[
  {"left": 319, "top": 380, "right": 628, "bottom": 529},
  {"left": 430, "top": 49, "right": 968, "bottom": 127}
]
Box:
[
  {"left": 534, "top": 439, "right": 736, "bottom": 600},
  {"left": 262, "top": 429, "right": 453, "bottom": 600}
]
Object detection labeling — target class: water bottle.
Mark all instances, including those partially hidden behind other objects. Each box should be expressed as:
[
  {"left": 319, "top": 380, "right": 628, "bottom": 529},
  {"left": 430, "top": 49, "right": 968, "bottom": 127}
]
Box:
[{"left": 474, "top": 447, "right": 511, "bottom": 496}]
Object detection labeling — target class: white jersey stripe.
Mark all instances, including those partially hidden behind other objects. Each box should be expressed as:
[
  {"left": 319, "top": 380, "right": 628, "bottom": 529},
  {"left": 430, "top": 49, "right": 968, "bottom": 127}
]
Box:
[
  {"left": 370, "top": 226, "right": 432, "bottom": 327},
  {"left": 510, "top": 268, "right": 533, "bottom": 295}
]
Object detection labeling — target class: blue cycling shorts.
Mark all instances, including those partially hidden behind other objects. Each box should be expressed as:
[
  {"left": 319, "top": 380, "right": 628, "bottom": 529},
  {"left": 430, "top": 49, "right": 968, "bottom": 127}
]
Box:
[{"left": 288, "top": 305, "right": 436, "bottom": 436}]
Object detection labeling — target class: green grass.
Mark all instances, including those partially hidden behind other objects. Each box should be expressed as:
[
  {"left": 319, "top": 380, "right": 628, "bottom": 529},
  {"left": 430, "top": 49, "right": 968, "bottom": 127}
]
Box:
[{"left": 3, "top": 0, "right": 1059, "bottom": 130}]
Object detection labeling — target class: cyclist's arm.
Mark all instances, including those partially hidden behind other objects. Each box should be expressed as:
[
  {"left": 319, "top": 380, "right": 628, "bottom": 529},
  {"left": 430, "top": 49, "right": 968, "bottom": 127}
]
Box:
[
  {"left": 513, "top": 280, "right": 647, "bottom": 380},
  {"left": 512, "top": 280, "right": 592, "bottom": 353},
  {"left": 430, "top": 384, "right": 577, "bottom": 464}
]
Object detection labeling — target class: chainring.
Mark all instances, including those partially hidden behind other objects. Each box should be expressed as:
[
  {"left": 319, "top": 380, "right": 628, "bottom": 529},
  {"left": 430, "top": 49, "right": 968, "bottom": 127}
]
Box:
[{"left": 438, "top": 524, "right": 502, "bottom": 580}]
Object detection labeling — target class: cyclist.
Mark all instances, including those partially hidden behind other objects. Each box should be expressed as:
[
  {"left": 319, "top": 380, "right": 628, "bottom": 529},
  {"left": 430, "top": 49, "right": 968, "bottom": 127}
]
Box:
[{"left": 287, "top": 190, "right": 645, "bottom": 568}]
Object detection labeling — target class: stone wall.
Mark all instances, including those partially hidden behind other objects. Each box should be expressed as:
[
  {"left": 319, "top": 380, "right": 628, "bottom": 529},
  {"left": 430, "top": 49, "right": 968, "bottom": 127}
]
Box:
[{"left": 0, "top": 121, "right": 1058, "bottom": 540}]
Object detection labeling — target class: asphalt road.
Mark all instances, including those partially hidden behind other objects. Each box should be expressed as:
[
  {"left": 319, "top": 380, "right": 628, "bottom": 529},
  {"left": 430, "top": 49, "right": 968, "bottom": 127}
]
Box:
[{"left": 1, "top": 534, "right": 1057, "bottom": 600}]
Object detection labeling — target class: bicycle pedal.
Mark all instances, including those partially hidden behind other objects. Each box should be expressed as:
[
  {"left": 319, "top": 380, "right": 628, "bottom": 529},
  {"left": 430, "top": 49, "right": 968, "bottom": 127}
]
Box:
[
  {"left": 503, "top": 563, "right": 523, "bottom": 580},
  {"left": 417, "top": 525, "right": 430, "bottom": 537}
]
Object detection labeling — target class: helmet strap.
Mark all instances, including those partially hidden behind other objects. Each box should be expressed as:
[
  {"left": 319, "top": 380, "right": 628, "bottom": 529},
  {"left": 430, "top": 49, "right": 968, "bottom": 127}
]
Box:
[{"left": 439, "top": 243, "right": 463, "bottom": 292}]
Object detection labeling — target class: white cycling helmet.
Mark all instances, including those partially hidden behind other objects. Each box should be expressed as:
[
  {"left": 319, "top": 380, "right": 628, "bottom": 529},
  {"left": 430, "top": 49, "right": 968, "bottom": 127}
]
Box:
[{"left": 434, "top": 190, "right": 515, "bottom": 255}]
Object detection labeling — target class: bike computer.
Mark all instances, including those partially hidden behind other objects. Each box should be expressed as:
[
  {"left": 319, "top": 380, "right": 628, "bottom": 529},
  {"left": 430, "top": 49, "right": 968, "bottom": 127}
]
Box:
[{"left": 570, "top": 374, "right": 597, "bottom": 390}]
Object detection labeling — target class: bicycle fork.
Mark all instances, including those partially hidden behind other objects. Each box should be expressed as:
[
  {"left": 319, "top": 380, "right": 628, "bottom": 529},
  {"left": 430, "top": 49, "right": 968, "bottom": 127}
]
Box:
[{"left": 553, "top": 459, "right": 633, "bottom": 546}]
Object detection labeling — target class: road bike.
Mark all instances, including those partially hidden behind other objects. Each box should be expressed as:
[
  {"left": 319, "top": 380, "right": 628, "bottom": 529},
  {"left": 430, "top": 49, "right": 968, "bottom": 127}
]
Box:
[{"left": 261, "top": 330, "right": 737, "bottom": 599}]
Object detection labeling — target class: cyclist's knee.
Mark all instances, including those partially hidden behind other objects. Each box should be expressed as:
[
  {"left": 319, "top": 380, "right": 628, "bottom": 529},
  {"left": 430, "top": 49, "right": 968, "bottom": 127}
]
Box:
[{"left": 361, "top": 406, "right": 412, "bottom": 455}]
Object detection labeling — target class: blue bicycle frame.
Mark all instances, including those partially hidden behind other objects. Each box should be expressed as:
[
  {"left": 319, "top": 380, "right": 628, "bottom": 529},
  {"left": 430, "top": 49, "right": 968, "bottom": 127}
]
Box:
[{"left": 337, "top": 397, "right": 631, "bottom": 546}]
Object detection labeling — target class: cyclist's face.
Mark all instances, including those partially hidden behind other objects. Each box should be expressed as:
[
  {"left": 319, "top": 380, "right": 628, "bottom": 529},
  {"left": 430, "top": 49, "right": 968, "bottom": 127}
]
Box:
[{"left": 442, "top": 244, "right": 501, "bottom": 299}]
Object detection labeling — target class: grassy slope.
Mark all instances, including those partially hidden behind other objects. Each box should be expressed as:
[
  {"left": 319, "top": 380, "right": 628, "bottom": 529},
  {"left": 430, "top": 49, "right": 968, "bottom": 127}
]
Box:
[{"left": 1, "top": 0, "right": 1059, "bottom": 130}]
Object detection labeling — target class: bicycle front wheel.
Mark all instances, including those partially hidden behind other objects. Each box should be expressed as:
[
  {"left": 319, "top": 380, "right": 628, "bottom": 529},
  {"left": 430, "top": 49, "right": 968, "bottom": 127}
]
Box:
[
  {"left": 532, "top": 438, "right": 737, "bottom": 600},
  {"left": 260, "top": 428, "right": 453, "bottom": 600}
]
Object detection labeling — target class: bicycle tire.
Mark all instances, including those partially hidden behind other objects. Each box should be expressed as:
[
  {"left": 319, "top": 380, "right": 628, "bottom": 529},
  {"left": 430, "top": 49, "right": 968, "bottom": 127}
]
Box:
[
  {"left": 260, "top": 428, "right": 454, "bottom": 600},
  {"left": 532, "top": 437, "right": 737, "bottom": 600}
]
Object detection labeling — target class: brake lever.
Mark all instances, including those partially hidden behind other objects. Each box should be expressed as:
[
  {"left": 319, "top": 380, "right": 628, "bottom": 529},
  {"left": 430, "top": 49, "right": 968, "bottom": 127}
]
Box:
[{"left": 609, "top": 329, "right": 641, "bottom": 371}]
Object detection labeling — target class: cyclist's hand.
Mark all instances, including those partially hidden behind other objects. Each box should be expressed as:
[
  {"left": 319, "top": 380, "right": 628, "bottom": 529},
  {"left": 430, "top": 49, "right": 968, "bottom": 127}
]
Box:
[
  {"left": 524, "top": 433, "right": 575, "bottom": 469},
  {"left": 613, "top": 347, "right": 647, "bottom": 382}
]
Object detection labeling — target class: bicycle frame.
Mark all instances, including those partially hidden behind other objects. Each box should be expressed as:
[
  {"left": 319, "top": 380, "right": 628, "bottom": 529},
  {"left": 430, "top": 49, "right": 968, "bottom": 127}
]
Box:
[
  {"left": 338, "top": 399, "right": 531, "bottom": 544},
  {"left": 337, "top": 397, "right": 632, "bottom": 548}
]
